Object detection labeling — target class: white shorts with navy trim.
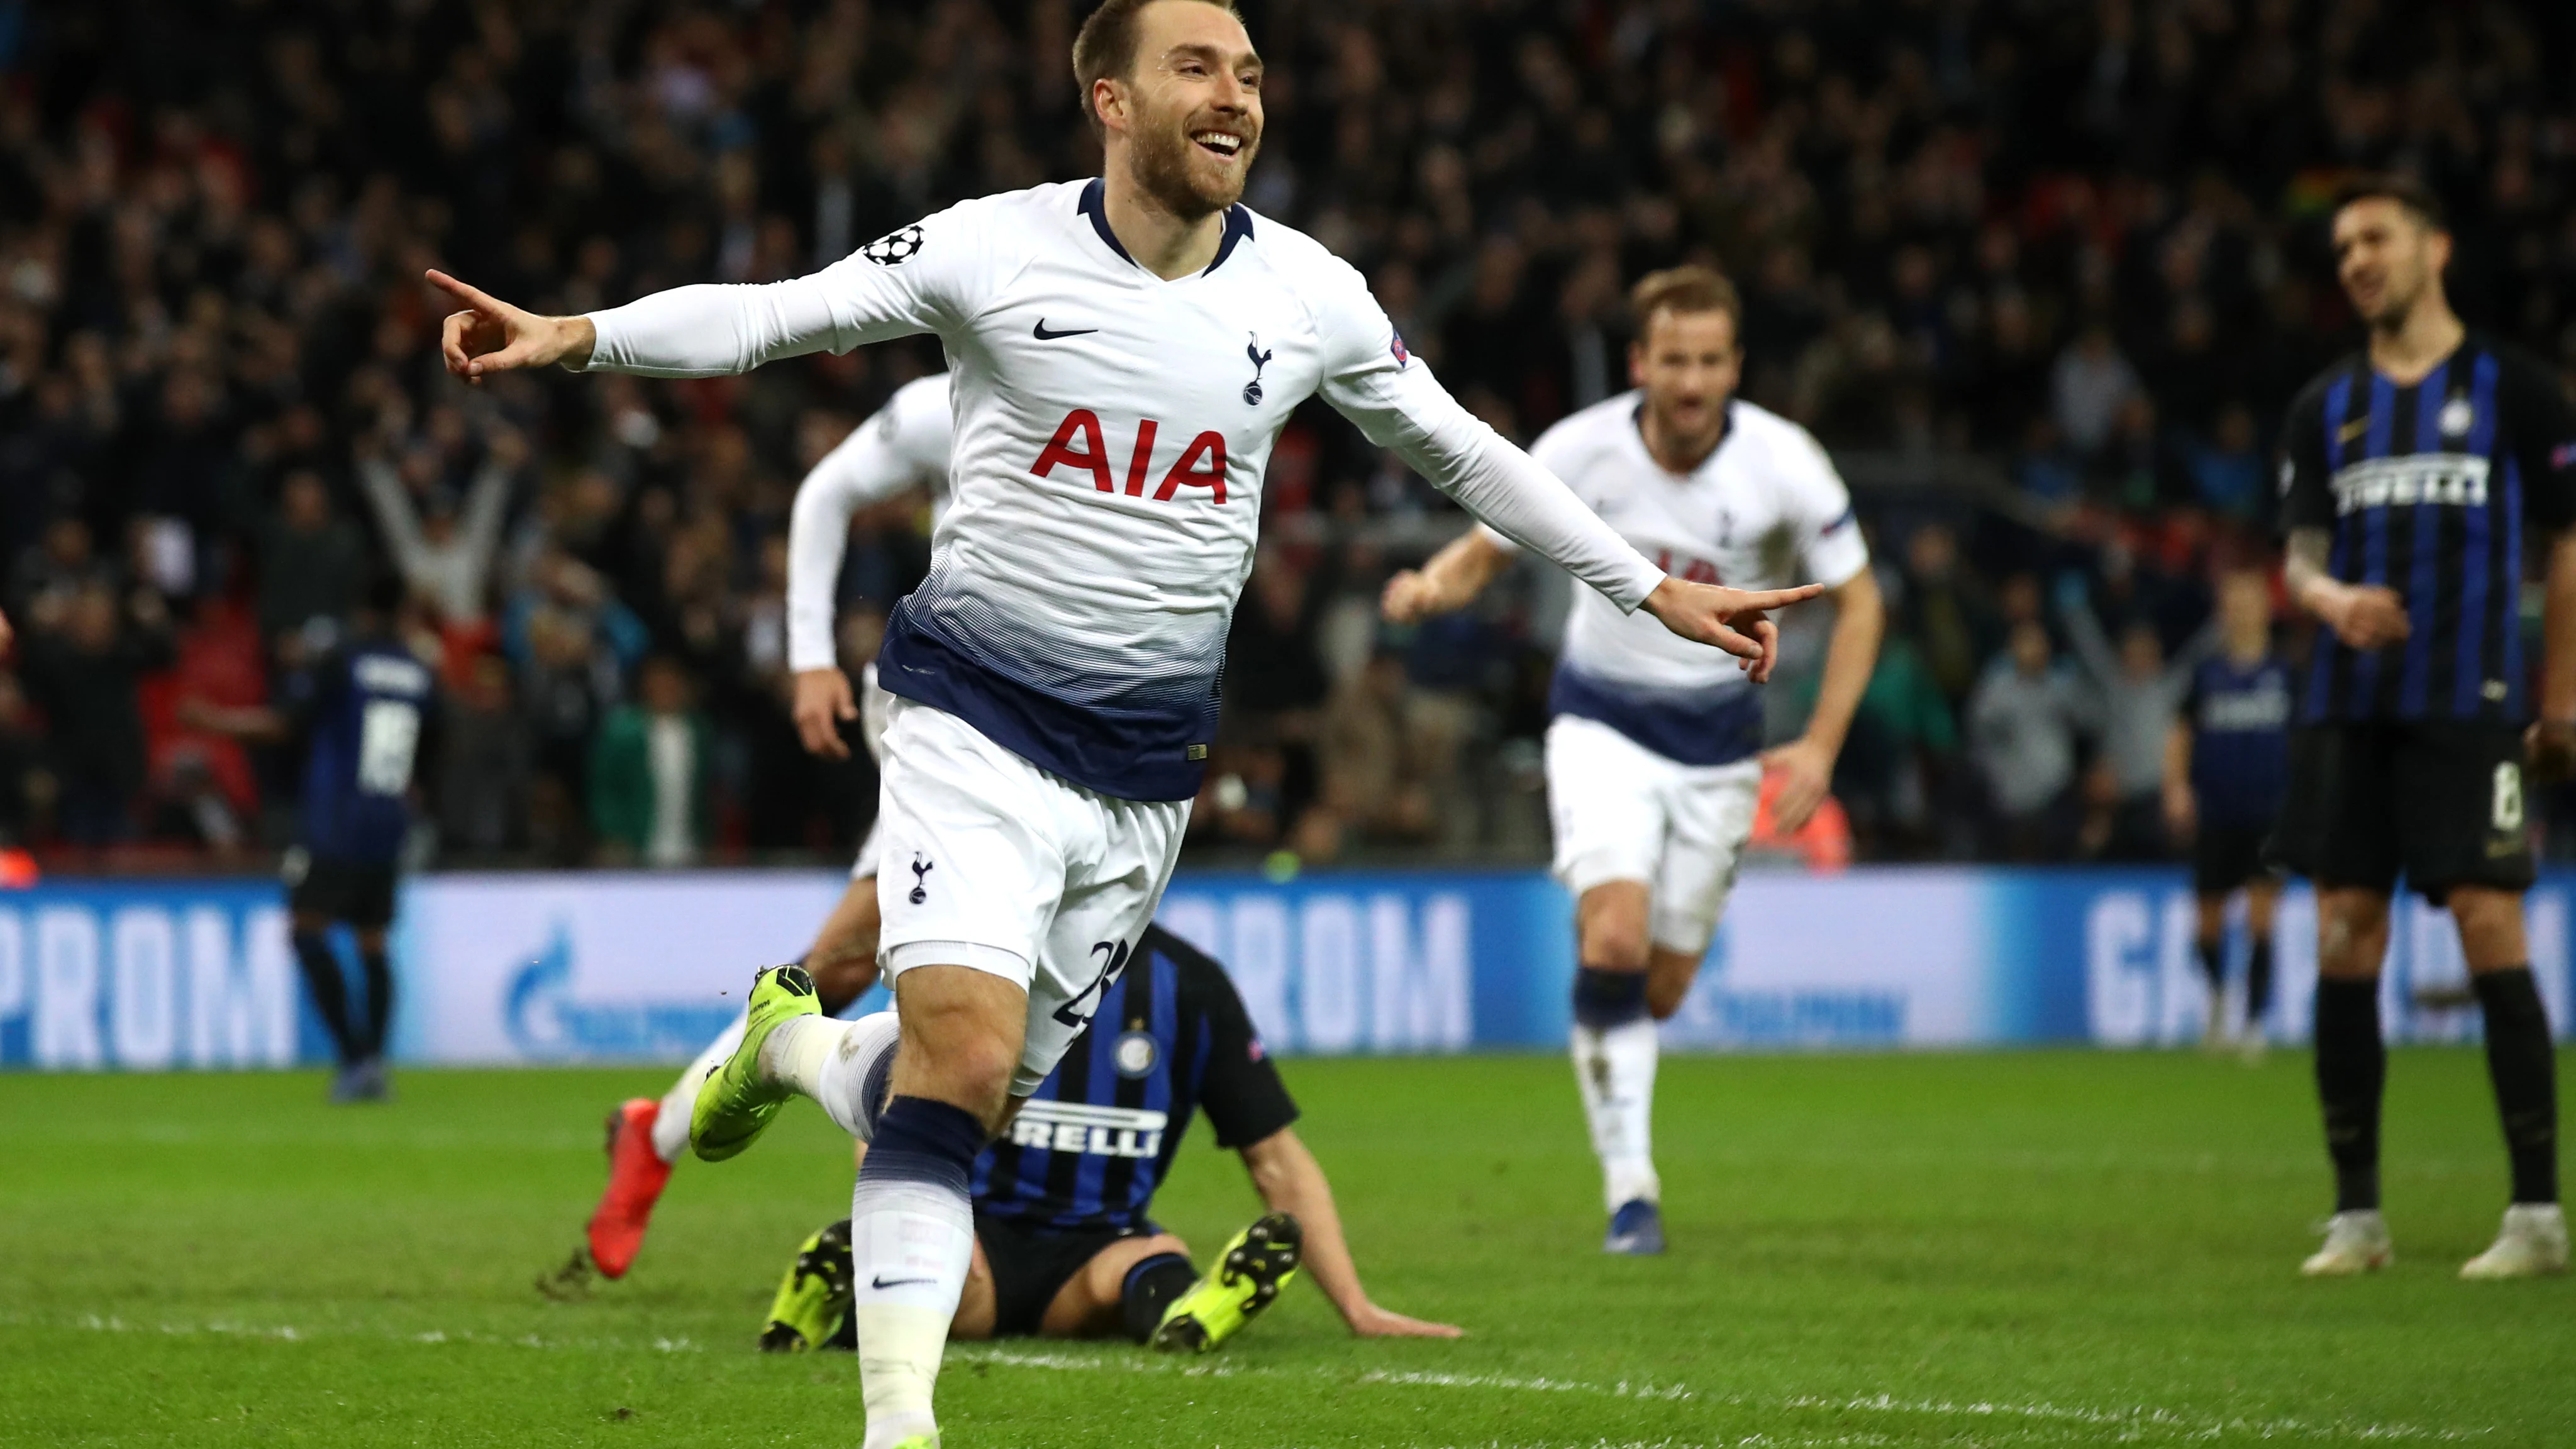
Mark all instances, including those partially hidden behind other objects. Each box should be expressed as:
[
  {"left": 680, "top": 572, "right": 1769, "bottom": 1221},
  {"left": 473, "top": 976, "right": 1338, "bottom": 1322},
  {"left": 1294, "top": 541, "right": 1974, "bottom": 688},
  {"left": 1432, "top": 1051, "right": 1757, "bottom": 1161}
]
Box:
[
  {"left": 872, "top": 697, "right": 1189, "bottom": 1096},
  {"left": 1545, "top": 714, "right": 1761, "bottom": 957}
]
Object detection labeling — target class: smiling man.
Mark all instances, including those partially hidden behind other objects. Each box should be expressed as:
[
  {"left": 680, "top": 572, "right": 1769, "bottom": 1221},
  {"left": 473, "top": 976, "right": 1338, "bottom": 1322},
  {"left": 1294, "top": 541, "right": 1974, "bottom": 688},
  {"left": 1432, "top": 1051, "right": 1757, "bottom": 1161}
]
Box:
[{"left": 425, "top": 3, "right": 1820, "bottom": 1443}]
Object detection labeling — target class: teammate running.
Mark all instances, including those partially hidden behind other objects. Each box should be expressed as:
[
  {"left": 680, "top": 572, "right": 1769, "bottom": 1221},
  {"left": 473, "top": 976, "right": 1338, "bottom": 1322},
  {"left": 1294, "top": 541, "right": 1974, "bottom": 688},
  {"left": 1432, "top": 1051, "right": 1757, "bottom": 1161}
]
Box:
[
  {"left": 2275, "top": 174, "right": 2574, "bottom": 1280},
  {"left": 183, "top": 573, "right": 435, "bottom": 1104},
  {"left": 2162, "top": 567, "right": 2290, "bottom": 1060},
  {"left": 433, "top": 3, "right": 1816, "bottom": 1442},
  {"left": 758, "top": 924, "right": 1460, "bottom": 1353},
  {"left": 579, "top": 372, "right": 953, "bottom": 1280},
  {"left": 1380, "top": 265, "right": 1884, "bottom": 1255}
]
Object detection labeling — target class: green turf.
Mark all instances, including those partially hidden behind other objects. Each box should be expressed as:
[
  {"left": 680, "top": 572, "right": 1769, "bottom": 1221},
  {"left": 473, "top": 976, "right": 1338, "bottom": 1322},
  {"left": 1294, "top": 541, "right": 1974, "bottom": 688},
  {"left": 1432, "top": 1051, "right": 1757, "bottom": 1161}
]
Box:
[{"left": 1, "top": 1050, "right": 2568, "bottom": 1447}]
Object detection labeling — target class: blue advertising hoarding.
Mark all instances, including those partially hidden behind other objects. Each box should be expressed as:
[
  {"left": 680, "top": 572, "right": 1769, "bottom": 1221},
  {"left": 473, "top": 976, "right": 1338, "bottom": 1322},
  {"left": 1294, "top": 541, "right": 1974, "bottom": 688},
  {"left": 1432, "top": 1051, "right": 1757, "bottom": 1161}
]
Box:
[{"left": 0, "top": 866, "right": 2568, "bottom": 1069}]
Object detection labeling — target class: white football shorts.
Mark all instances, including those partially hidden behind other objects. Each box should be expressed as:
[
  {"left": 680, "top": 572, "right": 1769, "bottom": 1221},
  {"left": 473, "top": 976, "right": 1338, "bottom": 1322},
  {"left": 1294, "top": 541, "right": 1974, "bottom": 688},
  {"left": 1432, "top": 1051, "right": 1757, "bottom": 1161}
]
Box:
[
  {"left": 1545, "top": 714, "right": 1762, "bottom": 957},
  {"left": 871, "top": 696, "right": 1189, "bottom": 1095},
  {"left": 847, "top": 663, "right": 897, "bottom": 880}
]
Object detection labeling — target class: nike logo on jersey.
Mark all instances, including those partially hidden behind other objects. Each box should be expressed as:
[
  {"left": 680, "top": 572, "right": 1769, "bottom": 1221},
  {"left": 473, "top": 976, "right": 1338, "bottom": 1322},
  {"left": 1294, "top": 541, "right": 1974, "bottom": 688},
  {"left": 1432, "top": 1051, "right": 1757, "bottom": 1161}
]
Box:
[
  {"left": 2337, "top": 416, "right": 2372, "bottom": 446},
  {"left": 871, "top": 1274, "right": 933, "bottom": 1289},
  {"left": 1033, "top": 319, "right": 1097, "bottom": 340}
]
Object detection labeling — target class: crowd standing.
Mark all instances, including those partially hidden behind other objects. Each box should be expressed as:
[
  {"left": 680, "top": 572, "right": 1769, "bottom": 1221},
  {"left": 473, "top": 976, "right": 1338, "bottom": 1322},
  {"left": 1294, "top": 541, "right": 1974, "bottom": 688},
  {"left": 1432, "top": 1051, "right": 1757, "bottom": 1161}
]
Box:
[{"left": 1, "top": 0, "right": 2572, "bottom": 867}]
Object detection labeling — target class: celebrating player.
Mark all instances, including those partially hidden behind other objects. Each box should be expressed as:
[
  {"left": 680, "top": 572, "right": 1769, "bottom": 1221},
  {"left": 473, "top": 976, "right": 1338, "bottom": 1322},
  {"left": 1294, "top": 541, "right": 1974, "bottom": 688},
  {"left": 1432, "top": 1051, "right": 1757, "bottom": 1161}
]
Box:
[
  {"left": 182, "top": 573, "right": 435, "bottom": 1104},
  {"left": 433, "top": 0, "right": 1817, "bottom": 1441},
  {"left": 2275, "top": 174, "right": 2573, "bottom": 1279},
  {"left": 2162, "top": 568, "right": 2291, "bottom": 1060},
  {"left": 1380, "top": 266, "right": 1884, "bottom": 1255},
  {"left": 758, "top": 924, "right": 1459, "bottom": 1353},
  {"left": 577, "top": 373, "right": 955, "bottom": 1281}
]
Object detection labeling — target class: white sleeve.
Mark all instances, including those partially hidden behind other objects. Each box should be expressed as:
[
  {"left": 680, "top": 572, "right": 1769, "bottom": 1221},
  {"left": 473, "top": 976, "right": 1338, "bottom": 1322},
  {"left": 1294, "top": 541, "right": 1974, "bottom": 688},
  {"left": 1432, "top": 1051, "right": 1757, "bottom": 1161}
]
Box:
[
  {"left": 786, "top": 375, "right": 955, "bottom": 672},
  {"left": 1472, "top": 419, "right": 1592, "bottom": 557},
  {"left": 1777, "top": 426, "right": 1870, "bottom": 587},
  {"left": 1313, "top": 266, "right": 1662, "bottom": 611},
  {"left": 580, "top": 206, "right": 989, "bottom": 379}
]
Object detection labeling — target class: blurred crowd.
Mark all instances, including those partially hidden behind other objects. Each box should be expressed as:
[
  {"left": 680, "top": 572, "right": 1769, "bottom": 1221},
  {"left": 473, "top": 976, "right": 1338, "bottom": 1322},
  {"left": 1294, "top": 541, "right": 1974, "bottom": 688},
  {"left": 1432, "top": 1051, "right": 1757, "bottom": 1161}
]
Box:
[{"left": 0, "top": 0, "right": 2572, "bottom": 868}]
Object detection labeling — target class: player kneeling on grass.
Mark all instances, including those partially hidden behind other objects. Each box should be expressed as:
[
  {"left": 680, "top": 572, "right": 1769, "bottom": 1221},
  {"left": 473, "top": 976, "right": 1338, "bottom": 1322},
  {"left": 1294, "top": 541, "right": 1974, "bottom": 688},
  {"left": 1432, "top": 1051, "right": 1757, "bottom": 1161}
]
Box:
[{"left": 759, "top": 924, "right": 1459, "bottom": 1353}]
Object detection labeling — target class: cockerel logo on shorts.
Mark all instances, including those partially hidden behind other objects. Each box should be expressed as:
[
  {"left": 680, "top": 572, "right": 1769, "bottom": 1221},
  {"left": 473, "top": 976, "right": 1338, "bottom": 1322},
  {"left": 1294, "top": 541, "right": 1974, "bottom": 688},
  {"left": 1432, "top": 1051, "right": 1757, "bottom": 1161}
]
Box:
[{"left": 908, "top": 854, "right": 934, "bottom": 904}]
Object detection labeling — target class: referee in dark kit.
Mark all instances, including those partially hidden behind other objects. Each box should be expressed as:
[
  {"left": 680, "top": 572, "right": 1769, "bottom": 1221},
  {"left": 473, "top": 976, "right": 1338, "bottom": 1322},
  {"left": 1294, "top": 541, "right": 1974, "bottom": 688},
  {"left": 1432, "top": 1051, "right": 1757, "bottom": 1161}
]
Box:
[{"left": 2273, "top": 174, "right": 2574, "bottom": 1280}]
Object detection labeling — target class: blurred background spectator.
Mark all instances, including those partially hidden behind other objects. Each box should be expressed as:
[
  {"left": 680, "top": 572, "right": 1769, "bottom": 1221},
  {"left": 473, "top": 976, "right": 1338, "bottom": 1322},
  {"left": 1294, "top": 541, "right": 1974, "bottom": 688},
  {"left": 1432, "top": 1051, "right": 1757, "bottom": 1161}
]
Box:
[{"left": 0, "top": 0, "right": 2571, "bottom": 868}]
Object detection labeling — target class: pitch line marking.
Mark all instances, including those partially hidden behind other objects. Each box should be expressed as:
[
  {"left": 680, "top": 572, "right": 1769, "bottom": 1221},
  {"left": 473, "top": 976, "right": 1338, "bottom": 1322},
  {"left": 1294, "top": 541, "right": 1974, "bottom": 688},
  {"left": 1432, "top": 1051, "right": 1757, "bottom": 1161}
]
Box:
[{"left": 32, "top": 1315, "right": 2487, "bottom": 1443}]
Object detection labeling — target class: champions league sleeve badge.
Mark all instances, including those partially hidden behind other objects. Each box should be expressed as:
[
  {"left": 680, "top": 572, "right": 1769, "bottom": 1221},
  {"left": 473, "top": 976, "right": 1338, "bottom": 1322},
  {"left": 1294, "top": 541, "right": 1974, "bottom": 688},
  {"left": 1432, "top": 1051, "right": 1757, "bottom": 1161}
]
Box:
[{"left": 861, "top": 225, "right": 925, "bottom": 266}]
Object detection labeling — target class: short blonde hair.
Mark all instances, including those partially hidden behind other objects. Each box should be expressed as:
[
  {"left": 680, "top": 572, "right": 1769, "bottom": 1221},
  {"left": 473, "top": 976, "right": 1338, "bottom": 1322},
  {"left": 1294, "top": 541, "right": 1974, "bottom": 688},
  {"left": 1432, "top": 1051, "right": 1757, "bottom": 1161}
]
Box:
[{"left": 1628, "top": 265, "right": 1741, "bottom": 335}]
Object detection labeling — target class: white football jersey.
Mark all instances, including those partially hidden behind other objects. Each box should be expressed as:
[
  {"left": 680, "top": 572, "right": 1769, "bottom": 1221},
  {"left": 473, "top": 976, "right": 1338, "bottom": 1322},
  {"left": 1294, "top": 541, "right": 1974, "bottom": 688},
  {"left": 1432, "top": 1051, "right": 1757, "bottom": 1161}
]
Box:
[
  {"left": 582, "top": 179, "right": 1662, "bottom": 799},
  {"left": 787, "top": 372, "right": 954, "bottom": 673},
  {"left": 1485, "top": 393, "right": 1866, "bottom": 765}
]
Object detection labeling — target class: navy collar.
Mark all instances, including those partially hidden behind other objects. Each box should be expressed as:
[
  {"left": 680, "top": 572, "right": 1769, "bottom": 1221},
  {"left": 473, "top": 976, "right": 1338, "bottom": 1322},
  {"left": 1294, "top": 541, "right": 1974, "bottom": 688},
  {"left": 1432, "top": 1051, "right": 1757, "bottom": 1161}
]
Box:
[{"left": 1078, "top": 177, "right": 1255, "bottom": 275}]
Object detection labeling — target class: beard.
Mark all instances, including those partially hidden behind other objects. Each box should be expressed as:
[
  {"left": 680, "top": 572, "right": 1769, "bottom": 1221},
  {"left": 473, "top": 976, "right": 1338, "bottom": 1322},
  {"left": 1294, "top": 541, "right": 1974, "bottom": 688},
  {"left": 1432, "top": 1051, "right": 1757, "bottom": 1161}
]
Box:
[{"left": 1131, "top": 109, "right": 1258, "bottom": 219}]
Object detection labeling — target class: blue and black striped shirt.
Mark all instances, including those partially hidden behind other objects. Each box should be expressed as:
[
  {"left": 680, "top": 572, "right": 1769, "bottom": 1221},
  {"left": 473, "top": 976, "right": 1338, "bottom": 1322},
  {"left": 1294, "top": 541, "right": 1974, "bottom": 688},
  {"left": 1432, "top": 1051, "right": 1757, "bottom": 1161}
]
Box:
[
  {"left": 2276, "top": 335, "right": 2576, "bottom": 724},
  {"left": 971, "top": 925, "right": 1297, "bottom": 1235}
]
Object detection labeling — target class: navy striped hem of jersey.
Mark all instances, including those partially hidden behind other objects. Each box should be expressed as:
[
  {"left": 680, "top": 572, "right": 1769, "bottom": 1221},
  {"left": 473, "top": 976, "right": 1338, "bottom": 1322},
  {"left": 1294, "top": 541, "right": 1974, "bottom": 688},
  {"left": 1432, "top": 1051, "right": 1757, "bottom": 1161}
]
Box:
[
  {"left": 875, "top": 599, "right": 1216, "bottom": 802},
  {"left": 1549, "top": 665, "right": 1764, "bottom": 767},
  {"left": 1079, "top": 177, "right": 1253, "bottom": 275}
]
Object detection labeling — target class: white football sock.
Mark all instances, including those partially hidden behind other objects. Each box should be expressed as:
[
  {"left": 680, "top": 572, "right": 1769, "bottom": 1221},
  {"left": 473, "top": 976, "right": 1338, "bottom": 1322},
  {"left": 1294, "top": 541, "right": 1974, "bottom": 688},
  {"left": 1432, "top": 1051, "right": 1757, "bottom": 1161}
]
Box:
[
  {"left": 813, "top": 1011, "right": 903, "bottom": 1141},
  {"left": 652, "top": 1013, "right": 747, "bottom": 1163},
  {"left": 759, "top": 1014, "right": 852, "bottom": 1102},
  {"left": 1571, "top": 1018, "right": 1661, "bottom": 1213},
  {"left": 848, "top": 1133, "right": 977, "bottom": 1448}
]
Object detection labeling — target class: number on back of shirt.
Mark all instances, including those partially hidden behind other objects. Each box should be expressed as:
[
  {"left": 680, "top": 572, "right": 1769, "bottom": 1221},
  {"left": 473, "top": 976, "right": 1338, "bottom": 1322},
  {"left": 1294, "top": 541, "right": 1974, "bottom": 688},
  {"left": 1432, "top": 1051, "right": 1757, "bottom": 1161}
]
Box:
[{"left": 358, "top": 700, "right": 422, "bottom": 796}]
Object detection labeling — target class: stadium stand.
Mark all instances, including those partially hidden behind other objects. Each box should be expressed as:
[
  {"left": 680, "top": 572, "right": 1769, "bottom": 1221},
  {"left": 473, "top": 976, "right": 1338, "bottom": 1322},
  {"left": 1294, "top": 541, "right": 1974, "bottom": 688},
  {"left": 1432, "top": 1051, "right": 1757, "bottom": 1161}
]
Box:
[{"left": 0, "top": 0, "right": 2570, "bottom": 866}]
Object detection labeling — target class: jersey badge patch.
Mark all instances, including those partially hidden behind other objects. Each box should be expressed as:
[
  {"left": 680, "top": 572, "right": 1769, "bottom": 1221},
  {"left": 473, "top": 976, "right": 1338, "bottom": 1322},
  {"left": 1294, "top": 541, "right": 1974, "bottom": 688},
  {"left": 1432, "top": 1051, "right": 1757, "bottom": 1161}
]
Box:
[
  {"left": 1389, "top": 330, "right": 1409, "bottom": 366},
  {"left": 1114, "top": 1030, "right": 1158, "bottom": 1079},
  {"left": 1243, "top": 335, "right": 1273, "bottom": 406},
  {"left": 2440, "top": 395, "right": 2474, "bottom": 438},
  {"left": 861, "top": 225, "right": 924, "bottom": 266}
]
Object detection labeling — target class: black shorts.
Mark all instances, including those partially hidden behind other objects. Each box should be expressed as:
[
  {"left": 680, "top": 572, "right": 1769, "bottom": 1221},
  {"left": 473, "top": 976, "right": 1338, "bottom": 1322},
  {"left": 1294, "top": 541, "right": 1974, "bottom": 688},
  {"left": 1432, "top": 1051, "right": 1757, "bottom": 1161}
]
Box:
[
  {"left": 2274, "top": 721, "right": 2535, "bottom": 902},
  {"left": 284, "top": 850, "right": 399, "bottom": 930},
  {"left": 2191, "top": 823, "right": 2280, "bottom": 894},
  {"left": 973, "top": 1211, "right": 1142, "bottom": 1338}
]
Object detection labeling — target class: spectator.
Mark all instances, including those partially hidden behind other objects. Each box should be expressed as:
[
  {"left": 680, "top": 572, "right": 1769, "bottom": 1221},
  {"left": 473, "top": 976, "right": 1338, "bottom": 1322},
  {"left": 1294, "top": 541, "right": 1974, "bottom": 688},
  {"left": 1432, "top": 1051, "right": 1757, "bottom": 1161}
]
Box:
[
  {"left": 437, "top": 653, "right": 531, "bottom": 858},
  {"left": 0, "top": 672, "right": 55, "bottom": 845},
  {"left": 257, "top": 470, "right": 370, "bottom": 647},
  {"left": 17, "top": 582, "right": 174, "bottom": 846},
  {"left": 1967, "top": 620, "right": 2090, "bottom": 860},
  {"left": 2051, "top": 325, "right": 2141, "bottom": 457},
  {"left": 357, "top": 430, "right": 523, "bottom": 627},
  {"left": 2061, "top": 582, "right": 2211, "bottom": 862},
  {"left": 588, "top": 655, "right": 711, "bottom": 868}
]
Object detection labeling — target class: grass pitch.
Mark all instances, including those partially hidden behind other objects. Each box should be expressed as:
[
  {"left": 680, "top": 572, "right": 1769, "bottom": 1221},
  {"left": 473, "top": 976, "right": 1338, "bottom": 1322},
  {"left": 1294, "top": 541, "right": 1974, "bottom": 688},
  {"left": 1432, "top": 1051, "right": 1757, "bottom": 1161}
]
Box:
[{"left": 1, "top": 1050, "right": 2569, "bottom": 1447}]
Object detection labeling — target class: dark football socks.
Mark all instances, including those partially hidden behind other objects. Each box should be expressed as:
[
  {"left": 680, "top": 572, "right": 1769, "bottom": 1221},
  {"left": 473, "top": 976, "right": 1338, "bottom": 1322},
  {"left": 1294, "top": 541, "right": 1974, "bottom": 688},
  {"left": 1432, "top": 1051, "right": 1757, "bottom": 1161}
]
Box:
[
  {"left": 2194, "top": 936, "right": 2224, "bottom": 992},
  {"left": 1119, "top": 1252, "right": 1199, "bottom": 1343},
  {"left": 2312, "top": 977, "right": 2385, "bottom": 1213},
  {"left": 292, "top": 929, "right": 361, "bottom": 1066},
  {"left": 1572, "top": 966, "right": 1650, "bottom": 1029},
  {"left": 2245, "top": 938, "right": 2275, "bottom": 1024},
  {"left": 2472, "top": 967, "right": 2559, "bottom": 1205},
  {"left": 358, "top": 945, "right": 396, "bottom": 1061}
]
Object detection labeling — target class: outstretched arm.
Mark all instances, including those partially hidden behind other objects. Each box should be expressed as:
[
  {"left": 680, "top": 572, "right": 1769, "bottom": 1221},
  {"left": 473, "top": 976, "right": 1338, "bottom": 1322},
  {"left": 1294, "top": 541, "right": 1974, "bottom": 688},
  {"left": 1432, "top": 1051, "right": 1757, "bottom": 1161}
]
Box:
[
  {"left": 1238, "top": 1127, "right": 1462, "bottom": 1338},
  {"left": 1315, "top": 269, "right": 1818, "bottom": 679},
  {"left": 432, "top": 206, "right": 977, "bottom": 384},
  {"left": 1381, "top": 527, "right": 1513, "bottom": 623}
]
